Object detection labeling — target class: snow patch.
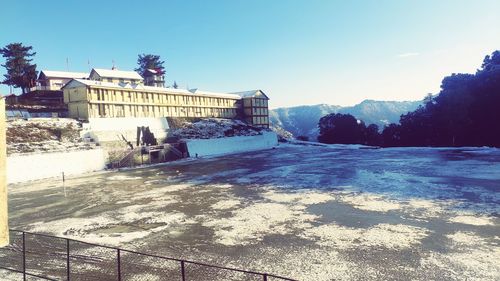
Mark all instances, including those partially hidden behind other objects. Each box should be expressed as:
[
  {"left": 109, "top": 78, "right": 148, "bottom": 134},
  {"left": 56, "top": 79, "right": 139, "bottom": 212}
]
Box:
[
  {"left": 446, "top": 231, "right": 488, "bottom": 246},
  {"left": 108, "top": 175, "right": 142, "bottom": 181},
  {"left": 402, "top": 198, "right": 450, "bottom": 219},
  {"left": 302, "top": 223, "right": 429, "bottom": 249},
  {"left": 211, "top": 199, "right": 241, "bottom": 210},
  {"left": 7, "top": 118, "right": 94, "bottom": 155},
  {"left": 339, "top": 193, "right": 402, "bottom": 212},
  {"left": 449, "top": 215, "right": 495, "bottom": 226},
  {"left": 130, "top": 273, "right": 162, "bottom": 281},
  {"left": 25, "top": 200, "right": 187, "bottom": 246},
  {"left": 262, "top": 190, "right": 334, "bottom": 205},
  {"left": 172, "top": 118, "right": 265, "bottom": 139},
  {"left": 421, "top": 232, "right": 500, "bottom": 280},
  {"left": 202, "top": 202, "right": 319, "bottom": 246}
]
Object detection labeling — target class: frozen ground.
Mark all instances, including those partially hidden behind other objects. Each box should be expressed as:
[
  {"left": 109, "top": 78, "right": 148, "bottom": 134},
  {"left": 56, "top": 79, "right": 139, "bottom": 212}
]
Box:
[
  {"left": 3, "top": 145, "right": 500, "bottom": 280},
  {"left": 171, "top": 118, "right": 267, "bottom": 139},
  {"left": 6, "top": 118, "right": 95, "bottom": 155}
]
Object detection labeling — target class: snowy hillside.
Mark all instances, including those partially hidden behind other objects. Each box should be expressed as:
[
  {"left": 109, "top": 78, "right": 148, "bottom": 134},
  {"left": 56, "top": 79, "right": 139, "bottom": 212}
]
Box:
[
  {"left": 7, "top": 118, "right": 95, "bottom": 155},
  {"left": 171, "top": 118, "right": 269, "bottom": 139},
  {"left": 270, "top": 99, "right": 421, "bottom": 140}
]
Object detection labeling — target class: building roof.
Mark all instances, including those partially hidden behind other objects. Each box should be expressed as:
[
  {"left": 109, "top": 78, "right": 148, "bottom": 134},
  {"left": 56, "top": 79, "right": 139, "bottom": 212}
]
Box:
[
  {"left": 188, "top": 89, "right": 243, "bottom": 99},
  {"left": 145, "top": 69, "right": 159, "bottom": 74},
  {"left": 91, "top": 68, "right": 143, "bottom": 80},
  {"left": 62, "top": 79, "right": 243, "bottom": 99},
  {"left": 39, "top": 70, "right": 89, "bottom": 79},
  {"left": 231, "top": 90, "right": 269, "bottom": 99}
]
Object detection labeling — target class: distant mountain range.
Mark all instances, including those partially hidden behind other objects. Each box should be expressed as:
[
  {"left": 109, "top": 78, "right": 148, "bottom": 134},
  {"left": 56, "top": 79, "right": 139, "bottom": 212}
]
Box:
[{"left": 270, "top": 100, "right": 422, "bottom": 140}]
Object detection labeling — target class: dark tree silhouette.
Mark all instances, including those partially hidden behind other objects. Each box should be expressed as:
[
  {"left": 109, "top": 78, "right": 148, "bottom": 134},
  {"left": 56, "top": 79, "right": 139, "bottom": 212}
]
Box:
[
  {"left": 381, "top": 50, "right": 500, "bottom": 147},
  {"left": 0, "top": 43, "right": 38, "bottom": 93},
  {"left": 135, "top": 54, "right": 165, "bottom": 78},
  {"left": 364, "top": 124, "right": 382, "bottom": 146},
  {"left": 481, "top": 50, "right": 500, "bottom": 71},
  {"left": 317, "top": 51, "right": 500, "bottom": 148},
  {"left": 381, "top": 123, "right": 401, "bottom": 147},
  {"left": 318, "top": 113, "right": 366, "bottom": 144}
]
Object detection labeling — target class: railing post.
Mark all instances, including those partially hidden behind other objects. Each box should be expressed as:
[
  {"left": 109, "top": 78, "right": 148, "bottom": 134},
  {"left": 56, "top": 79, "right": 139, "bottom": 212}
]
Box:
[
  {"left": 22, "top": 232, "right": 26, "bottom": 281},
  {"left": 117, "top": 248, "right": 121, "bottom": 281},
  {"left": 263, "top": 273, "right": 268, "bottom": 281},
  {"left": 180, "top": 260, "right": 186, "bottom": 281},
  {"left": 66, "top": 239, "right": 70, "bottom": 281}
]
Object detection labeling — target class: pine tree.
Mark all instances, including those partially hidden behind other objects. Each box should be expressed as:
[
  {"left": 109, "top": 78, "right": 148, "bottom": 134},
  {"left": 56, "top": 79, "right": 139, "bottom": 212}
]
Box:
[
  {"left": 134, "top": 54, "right": 165, "bottom": 78},
  {"left": 0, "top": 43, "right": 38, "bottom": 94},
  {"left": 173, "top": 81, "right": 178, "bottom": 89}
]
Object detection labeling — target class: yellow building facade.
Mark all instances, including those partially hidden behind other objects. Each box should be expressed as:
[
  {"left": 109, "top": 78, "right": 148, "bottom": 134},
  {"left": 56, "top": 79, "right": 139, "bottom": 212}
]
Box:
[
  {"left": 241, "top": 91, "right": 271, "bottom": 127},
  {"left": 62, "top": 79, "right": 270, "bottom": 127},
  {"left": 89, "top": 68, "right": 144, "bottom": 85}
]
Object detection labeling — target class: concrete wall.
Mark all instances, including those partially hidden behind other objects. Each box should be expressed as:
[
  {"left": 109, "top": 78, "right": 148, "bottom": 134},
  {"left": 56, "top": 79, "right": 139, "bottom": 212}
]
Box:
[
  {"left": 83, "top": 117, "right": 170, "bottom": 143},
  {"left": 6, "top": 149, "right": 107, "bottom": 184},
  {"left": 186, "top": 131, "right": 278, "bottom": 157},
  {"left": 0, "top": 98, "right": 8, "bottom": 246}
]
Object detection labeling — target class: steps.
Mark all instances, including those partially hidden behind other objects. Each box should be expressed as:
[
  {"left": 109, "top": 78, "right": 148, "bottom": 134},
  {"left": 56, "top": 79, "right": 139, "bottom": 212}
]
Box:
[{"left": 112, "top": 143, "right": 187, "bottom": 168}]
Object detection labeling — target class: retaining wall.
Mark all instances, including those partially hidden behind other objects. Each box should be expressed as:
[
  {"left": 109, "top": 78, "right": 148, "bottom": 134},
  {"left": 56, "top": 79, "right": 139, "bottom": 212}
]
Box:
[
  {"left": 83, "top": 117, "right": 169, "bottom": 143},
  {"left": 186, "top": 132, "right": 278, "bottom": 157},
  {"left": 7, "top": 149, "right": 107, "bottom": 184}
]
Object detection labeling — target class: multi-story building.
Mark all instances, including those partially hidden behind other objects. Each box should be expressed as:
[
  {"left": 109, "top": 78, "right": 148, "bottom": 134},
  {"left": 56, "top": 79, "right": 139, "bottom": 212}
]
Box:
[
  {"left": 22, "top": 70, "right": 88, "bottom": 106},
  {"left": 89, "top": 68, "right": 143, "bottom": 85},
  {"left": 238, "top": 90, "right": 271, "bottom": 128},
  {"left": 37, "top": 70, "right": 89, "bottom": 91},
  {"left": 62, "top": 78, "right": 270, "bottom": 128},
  {"left": 143, "top": 69, "right": 165, "bottom": 87}
]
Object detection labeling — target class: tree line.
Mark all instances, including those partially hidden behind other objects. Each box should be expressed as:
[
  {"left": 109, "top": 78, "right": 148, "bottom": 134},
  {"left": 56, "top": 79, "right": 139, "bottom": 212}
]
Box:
[
  {"left": 1, "top": 42, "right": 175, "bottom": 94},
  {"left": 318, "top": 50, "right": 500, "bottom": 148}
]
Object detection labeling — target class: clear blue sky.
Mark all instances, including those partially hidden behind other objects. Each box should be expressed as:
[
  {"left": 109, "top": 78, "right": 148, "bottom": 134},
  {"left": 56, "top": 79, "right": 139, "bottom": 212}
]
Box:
[{"left": 1, "top": 0, "right": 499, "bottom": 108}]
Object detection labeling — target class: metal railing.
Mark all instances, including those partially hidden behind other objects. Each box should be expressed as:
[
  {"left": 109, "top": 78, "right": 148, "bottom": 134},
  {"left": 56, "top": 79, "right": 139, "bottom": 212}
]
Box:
[
  {"left": 112, "top": 147, "right": 141, "bottom": 168},
  {"left": 0, "top": 230, "right": 297, "bottom": 281},
  {"left": 112, "top": 143, "right": 187, "bottom": 168},
  {"left": 28, "top": 85, "right": 62, "bottom": 92}
]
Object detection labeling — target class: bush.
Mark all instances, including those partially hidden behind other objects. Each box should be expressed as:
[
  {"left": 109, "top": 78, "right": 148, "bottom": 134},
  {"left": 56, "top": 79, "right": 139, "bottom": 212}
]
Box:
[{"left": 296, "top": 135, "right": 309, "bottom": 141}]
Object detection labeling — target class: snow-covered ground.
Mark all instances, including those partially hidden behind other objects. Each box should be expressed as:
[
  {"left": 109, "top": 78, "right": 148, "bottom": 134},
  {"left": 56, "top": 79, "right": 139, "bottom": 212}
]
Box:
[
  {"left": 6, "top": 118, "right": 95, "bottom": 155},
  {"left": 3, "top": 145, "right": 500, "bottom": 280},
  {"left": 172, "top": 118, "right": 268, "bottom": 139}
]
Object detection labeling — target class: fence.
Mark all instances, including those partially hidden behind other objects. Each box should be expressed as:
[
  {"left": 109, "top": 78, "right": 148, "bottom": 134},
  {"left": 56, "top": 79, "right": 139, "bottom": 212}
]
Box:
[{"left": 0, "top": 230, "right": 297, "bottom": 281}]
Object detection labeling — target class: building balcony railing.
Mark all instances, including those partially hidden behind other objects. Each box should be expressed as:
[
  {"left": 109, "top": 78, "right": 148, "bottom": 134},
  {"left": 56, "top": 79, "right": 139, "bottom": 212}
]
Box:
[
  {"left": 28, "top": 85, "right": 62, "bottom": 92},
  {"left": 145, "top": 76, "right": 165, "bottom": 82}
]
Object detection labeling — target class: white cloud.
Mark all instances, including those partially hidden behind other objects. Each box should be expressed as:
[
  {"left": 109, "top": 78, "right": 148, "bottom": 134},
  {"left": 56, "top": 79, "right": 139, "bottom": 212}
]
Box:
[{"left": 397, "top": 52, "right": 420, "bottom": 58}]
